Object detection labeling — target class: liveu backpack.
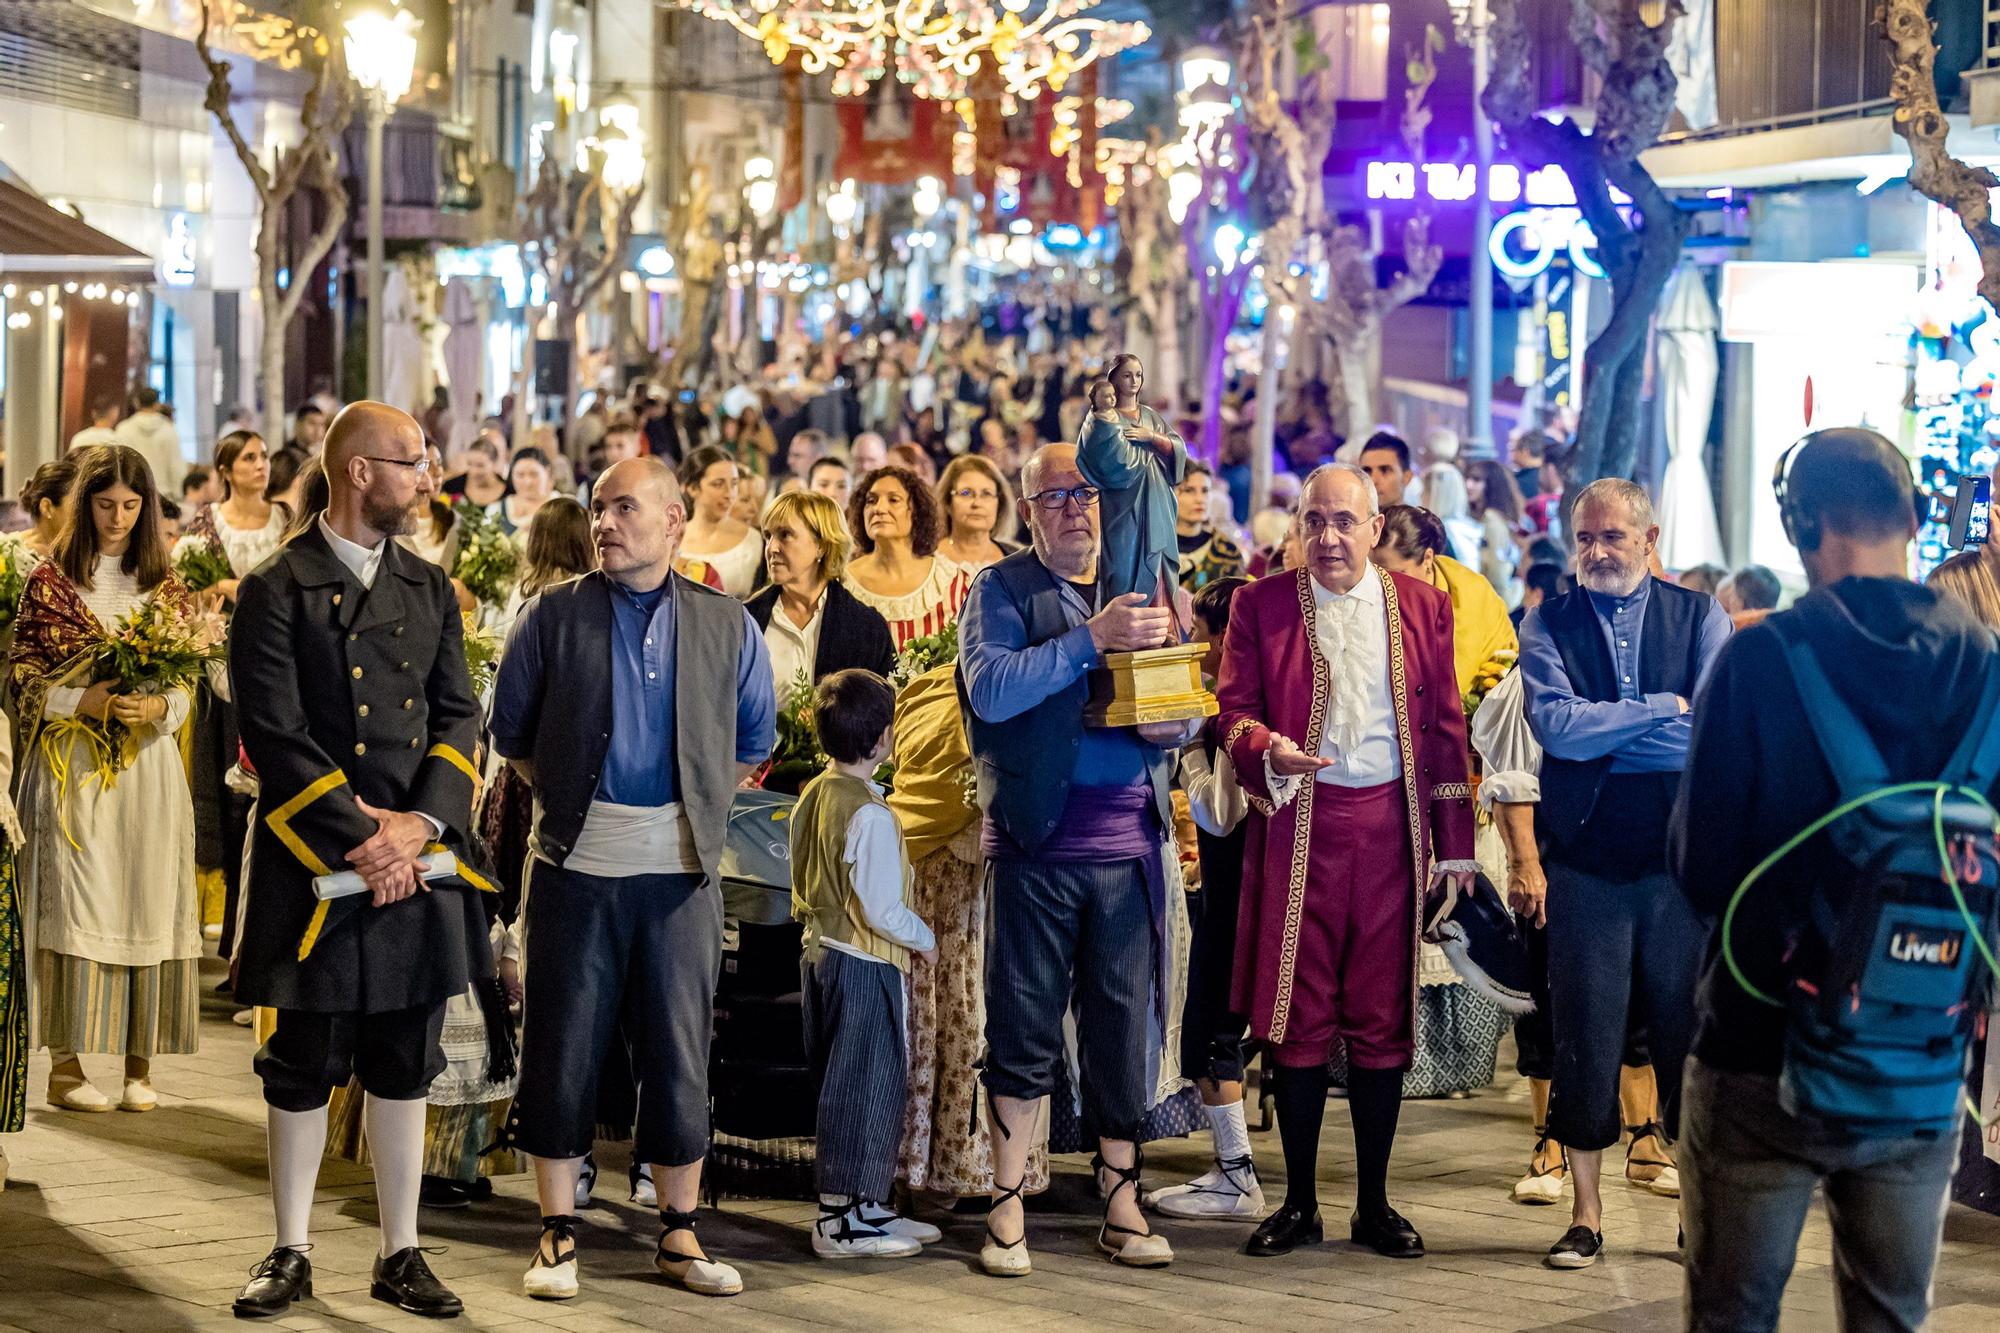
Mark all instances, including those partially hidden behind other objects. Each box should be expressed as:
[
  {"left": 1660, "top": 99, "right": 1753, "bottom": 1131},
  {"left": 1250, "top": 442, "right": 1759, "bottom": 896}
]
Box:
[{"left": 1723, "top": 622, "right": 2000, "bottom": 1138}]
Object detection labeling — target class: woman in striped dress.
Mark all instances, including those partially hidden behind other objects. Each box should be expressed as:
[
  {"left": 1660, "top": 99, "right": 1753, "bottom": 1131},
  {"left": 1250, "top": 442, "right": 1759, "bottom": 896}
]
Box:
[
  {"left": 10, "top": 446, "right": 201, "bottom": 1113},
  {"left": 842, "top": 466, "right": 970, "bottom": 651}
]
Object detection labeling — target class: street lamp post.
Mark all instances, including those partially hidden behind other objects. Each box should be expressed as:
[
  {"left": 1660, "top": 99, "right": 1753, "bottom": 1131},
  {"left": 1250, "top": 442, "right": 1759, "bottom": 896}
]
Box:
[
  {"left": 344, "top": 6, "right": 419, "bottom": 404},
  {"left": 1449, "top": 0, "right": 1495, "bottom": 457}
]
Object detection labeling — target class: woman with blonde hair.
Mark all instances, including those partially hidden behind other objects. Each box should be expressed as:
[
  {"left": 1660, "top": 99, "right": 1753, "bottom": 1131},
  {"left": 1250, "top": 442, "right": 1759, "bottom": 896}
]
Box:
[
  {"left": 934, "top": 455, "right": 1018, "bottom": 573},
  {"left": 1928, "top": 544, "right": 2000, "bottom": 628},
  {"left": 745, "top": 490, "right": 894, "bottom": 704}
]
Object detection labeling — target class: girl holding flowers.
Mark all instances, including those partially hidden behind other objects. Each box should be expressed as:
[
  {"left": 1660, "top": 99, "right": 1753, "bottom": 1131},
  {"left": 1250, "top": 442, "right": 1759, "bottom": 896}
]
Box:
[
  {"left": 9, "top": 446, "right": 208, "bottom": 1113},
  {"left": 173, "top": 431, "right": 291, "bottom": 605}
]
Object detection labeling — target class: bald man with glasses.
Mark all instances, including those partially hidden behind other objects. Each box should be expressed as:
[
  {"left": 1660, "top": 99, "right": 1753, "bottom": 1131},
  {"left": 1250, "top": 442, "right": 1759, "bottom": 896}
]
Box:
[{"left": 957, "top": 444, "right": 1201, "bottom": 1277}]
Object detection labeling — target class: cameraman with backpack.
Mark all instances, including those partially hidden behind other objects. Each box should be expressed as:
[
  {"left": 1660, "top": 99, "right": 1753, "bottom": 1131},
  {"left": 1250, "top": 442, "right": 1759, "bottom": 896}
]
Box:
[{"left": 1672, "top": 428, "right": 2000, "bottom": 1332}]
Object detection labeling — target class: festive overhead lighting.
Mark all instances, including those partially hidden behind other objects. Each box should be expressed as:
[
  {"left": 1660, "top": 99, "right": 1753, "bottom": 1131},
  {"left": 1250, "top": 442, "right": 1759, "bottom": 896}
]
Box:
[{"left": 674, "top": 1, "right": 1149, "bottom": 103}]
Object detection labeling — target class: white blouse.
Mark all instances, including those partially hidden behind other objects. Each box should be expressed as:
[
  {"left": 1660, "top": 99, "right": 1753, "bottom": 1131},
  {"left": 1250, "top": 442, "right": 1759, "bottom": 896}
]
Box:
[
  {"left": 210, "top": 504, "right": 289, "bottom": 577},
  {"left": 684, "top": 528, "right": 763, "bottom": 598}
]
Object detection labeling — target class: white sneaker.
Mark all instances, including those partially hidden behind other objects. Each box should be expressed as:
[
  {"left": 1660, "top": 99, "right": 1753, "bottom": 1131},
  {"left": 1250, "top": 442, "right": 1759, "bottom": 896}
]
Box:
[
  {"left": 811, "top": 1200, "right": 922, "bottom": 1260},
  {"left": 231, "top": 1009, "right": 254, "bottom": 1028},
  {"left": 573, "top": 1154, "right": 596, "bottom": 1210},
  {"left": 1144, "top": 1157, "right": 1266, "bottom": 1220},
  {"left": 119, "top": 1078, "right": 158, "bottom": 1113},
  {"left": 855, "top": 1201, "right": 942, "bottom": 1244},
  {"left": 629, "top": 1162, "right": 656, "bottom": 1207}
]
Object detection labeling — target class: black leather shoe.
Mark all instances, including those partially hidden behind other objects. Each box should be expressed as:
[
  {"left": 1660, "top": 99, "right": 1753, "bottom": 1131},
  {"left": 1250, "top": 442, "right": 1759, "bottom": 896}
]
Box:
[
  {"left": 371, "top": 1247, "right": 463, "bottom": 1318},
  {"left": 233, "top": 1247, "right": 311, "bottom": 1318},
  {"left": 420, "top": 1176, "right": 472, "bottom": 1209},
  {"left": 1245, "top": 1204, "right": 1323, "bottom": 1257},
  {"left": 1350, "top": 1204, "right": 1425, "bottom": 1258}
]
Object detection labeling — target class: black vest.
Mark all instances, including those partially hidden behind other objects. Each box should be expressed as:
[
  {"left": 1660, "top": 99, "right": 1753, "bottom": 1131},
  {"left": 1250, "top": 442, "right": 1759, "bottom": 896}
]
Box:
[
  {"left": 522, "top": 570, "right": 744, "bottom": 885},
  {"left": 1535, "top": 577, "right": 1707, "bottom": 879},
  {"left": 956, "top": 550, "right": 1172, "bottom": 855}
]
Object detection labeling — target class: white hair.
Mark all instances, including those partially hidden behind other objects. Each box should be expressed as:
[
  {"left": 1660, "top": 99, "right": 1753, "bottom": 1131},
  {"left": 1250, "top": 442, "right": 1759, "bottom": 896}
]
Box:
[
  {"left": 1572, "top": 476, "right": 1656, "bottom": 531},
  {"left": 1298, "top": 461, "right": 1380, "bottom": 517},
  {"left": 1419, "top": 463, "right": 1470, "bottom": 522}
]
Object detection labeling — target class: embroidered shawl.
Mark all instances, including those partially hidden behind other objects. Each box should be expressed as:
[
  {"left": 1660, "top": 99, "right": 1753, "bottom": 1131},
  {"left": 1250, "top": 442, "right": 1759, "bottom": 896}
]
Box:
[{"left": 8, "top": 560, "right": 193, "bottom": 743}]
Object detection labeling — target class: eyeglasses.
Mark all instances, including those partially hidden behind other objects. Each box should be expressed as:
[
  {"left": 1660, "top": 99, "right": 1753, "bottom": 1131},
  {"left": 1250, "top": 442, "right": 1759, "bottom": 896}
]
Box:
[
  {"left": 953, "top": 487, "right": 998, "bottom": 502},
  {"left": 364, "top": 454, "right": 434, "bottom": 477},
  {"left": 1025, "top": 485, "right": 1101, "bottom": 511}
]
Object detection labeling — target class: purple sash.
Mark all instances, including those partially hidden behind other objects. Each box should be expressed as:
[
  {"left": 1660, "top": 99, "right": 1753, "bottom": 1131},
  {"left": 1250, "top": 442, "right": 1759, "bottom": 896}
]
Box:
[{"left": 982, "top": 781, "right": 1157, "bottom": 862}]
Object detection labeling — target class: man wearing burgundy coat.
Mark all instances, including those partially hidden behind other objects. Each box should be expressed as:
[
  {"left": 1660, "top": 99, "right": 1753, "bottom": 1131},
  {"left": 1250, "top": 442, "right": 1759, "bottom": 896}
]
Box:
[{"left": 1215, "top": 462, "right": 1477, "bottom": 1261}]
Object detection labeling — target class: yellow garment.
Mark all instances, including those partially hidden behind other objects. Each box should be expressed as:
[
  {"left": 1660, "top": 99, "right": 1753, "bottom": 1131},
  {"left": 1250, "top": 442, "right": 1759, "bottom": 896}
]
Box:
[
  {"left": 1430, "top": 554, "right": 1519, "bottom": 697},
  {"left": 886, "top": 664, "right": 978, "bottom": 863}
]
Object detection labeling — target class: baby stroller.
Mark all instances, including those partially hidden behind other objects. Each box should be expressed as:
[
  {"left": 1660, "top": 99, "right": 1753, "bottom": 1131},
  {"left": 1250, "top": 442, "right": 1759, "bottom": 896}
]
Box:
[{"left": 707, "top": 788, "right": 817, "bottom": 1200}]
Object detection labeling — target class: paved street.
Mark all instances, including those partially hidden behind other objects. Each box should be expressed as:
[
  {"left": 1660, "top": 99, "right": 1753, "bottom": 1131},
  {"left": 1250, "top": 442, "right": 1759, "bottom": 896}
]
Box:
[{"left": 3, "top": 960, "right": 1998, "bottom": 1332}]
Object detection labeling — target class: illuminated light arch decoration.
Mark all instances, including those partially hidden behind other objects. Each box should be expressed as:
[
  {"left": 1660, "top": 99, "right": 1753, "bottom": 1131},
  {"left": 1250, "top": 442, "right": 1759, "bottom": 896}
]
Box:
[
  {"left": 675, "top": 1, "right": 1149, "bottom": 103},
  {"left": 1488, "top": 210, "right": 1605, "bottom": 281}
]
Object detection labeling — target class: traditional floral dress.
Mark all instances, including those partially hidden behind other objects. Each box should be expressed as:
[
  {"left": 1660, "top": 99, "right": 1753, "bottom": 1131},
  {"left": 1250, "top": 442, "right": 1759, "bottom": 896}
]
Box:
[
  {"left": 9, "top": 559, "right": 201, "bottom": 1058},
  {"left": 888, "top": 666, "right": 1049, "bottom": 1197}
]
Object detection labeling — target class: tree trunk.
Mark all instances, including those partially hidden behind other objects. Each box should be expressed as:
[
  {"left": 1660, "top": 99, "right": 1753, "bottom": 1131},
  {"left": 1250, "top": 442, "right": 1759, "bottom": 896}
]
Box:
[
  {"left": 1198, "top": 317, "right": 1231, "bottom": 464},
  {"left": 261, "top": 284, "right": 286, "bottom": 448},
  {"left": 1335, "top": 334, "right": 1376, "bottom": 447},
  {"left": 1154, "top": 287, "right": 1184, "bottom": 414},
  {"left": 1565, "top": 212, "right": 1681, "bottom": 493}
]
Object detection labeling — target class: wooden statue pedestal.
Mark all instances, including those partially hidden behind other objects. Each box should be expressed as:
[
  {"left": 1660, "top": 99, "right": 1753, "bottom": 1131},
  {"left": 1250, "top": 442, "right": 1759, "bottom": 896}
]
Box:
[{"left": 1084, "top": 642, "right": 1219, "bottom": 728}]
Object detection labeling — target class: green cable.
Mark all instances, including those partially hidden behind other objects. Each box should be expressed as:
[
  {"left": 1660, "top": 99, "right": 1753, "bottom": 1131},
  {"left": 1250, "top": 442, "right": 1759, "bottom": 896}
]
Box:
[{"left": 1720, "top": 781, "right": 2000, "bottom": 1126}]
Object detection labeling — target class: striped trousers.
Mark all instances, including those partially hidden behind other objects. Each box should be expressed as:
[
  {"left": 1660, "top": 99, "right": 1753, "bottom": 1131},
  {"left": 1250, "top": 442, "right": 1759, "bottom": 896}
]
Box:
[{"left": 802, "top": 946, "right": 908, "bottom": 1201}]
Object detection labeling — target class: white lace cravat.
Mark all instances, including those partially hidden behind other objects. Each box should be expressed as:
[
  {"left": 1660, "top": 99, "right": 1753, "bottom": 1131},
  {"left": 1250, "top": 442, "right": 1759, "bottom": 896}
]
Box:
[{"left": 1319, "top": 589, "right": 1374, "bottom": 763}]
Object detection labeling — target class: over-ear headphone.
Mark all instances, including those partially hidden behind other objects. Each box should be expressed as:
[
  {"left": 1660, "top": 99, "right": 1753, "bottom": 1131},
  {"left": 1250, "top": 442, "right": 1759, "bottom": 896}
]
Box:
[
  {"left": 1771, "top": 434, "right": 1814, "bottom": 551},
  {"left": 1772, "top": 429, "right": 1929, "bottom": 553}
]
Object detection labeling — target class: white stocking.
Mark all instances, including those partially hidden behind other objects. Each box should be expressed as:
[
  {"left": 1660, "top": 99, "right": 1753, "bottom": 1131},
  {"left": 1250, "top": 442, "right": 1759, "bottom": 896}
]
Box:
[
  {"left": 269, "top": 1105, "right": 329, "bottom": 1251},
  {"left": 363, "top": 1094, "right": 428, "bottom": 1258}
]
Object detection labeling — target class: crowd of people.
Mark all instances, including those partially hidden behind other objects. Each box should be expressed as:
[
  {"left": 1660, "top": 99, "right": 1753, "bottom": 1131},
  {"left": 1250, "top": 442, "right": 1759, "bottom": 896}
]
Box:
[{"left": 0, "top": 347, "right": 1993, "bottom": 1333}]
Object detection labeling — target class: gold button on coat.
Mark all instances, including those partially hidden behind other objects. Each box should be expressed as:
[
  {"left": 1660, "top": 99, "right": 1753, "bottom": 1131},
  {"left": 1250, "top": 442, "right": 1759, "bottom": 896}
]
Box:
[
  {"left": 351, "top": 666, "right": 363, "bottom": 679},
  {"left": 408, "top": 738, "right": 420, "bottom": 749},
  {"left": 403, "top": 699, "right": 414, "bottom": 709},
  {"left": 354, "top": 743, "right": 367, "bottom": 756},
  {"left": 358, "top": 704, "right": 370, "bottom": 718}
]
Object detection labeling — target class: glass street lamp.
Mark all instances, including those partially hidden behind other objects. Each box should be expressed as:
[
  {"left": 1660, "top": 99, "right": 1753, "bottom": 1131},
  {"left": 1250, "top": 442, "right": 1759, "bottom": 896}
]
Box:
[
  {"left": 345, "top": 5, "right": 421, "bottom": 402},
  {"left": 744, "top": 155, "right": 779, "bottom": 220}
]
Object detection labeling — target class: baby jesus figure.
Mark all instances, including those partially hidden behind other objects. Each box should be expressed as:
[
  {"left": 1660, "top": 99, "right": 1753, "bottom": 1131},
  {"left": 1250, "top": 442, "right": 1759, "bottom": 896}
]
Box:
[{"left": 1077, "top": 354, "right": 1188, "bottom": 642}]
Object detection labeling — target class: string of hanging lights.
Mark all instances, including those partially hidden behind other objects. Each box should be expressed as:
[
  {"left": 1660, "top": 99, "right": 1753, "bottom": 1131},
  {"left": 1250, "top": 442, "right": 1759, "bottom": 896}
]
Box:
[{"left": 673, "top": 0, "right": 1148, "bottom": 103}]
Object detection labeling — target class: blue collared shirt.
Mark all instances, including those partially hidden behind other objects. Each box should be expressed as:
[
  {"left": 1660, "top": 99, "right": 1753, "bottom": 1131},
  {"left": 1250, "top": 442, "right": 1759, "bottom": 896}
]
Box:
[
  {"left": 490, "top": 579, "right": 778, "bottom": 804},
  {"left": 1519, "top": 577, "right": 1732, "bottom": 773},
  {"left": 958, "top": 570, "right": 1153, "bottom": 786}
]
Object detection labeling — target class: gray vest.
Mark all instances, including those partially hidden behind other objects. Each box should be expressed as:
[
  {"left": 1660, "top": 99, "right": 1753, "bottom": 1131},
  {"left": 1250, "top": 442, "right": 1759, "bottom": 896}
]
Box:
[{"left": 524, "top": 571, "right": 742, "bottom": 888}]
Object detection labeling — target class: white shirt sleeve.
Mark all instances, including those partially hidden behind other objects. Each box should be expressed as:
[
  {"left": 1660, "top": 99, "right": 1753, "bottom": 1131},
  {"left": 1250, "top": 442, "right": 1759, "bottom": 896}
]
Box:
[
  {"left": 844, "top": 803, "right": 935, "bottom": 953},
  {"left": 1179, "top": 744, "right": 1248, "bottom": 835},
  {"left": 1262, "top": 753, "right": 1306, "bottom": 810},
  {"left": 159, "top": 685, "right": 192, "bottom": 733}
]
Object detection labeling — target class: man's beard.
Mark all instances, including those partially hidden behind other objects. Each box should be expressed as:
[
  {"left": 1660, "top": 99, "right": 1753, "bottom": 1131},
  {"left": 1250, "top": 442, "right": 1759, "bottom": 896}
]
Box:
[
  {"left": 362, "top": 491, "right": 414, "bottom": 537},
  {"left": 1577, "top": 557, "right": 1645, "bottom": 597}
]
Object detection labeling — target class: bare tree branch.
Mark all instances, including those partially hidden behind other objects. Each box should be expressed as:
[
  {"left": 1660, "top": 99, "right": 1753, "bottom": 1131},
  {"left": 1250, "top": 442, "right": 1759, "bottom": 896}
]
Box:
[
  {"left": 1483, "top": 0, "right": 1688, "bottom": 492},
  {"left": 1879, "top": 0, "right": 2000, "bottom": 311},
  {"left": 195, "top": 0, "right": 352, "bottom": 440}
]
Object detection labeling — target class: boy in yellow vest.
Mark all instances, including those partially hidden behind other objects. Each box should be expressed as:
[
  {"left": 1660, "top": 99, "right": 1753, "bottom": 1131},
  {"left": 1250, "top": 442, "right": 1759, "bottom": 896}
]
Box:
[{"left": 791, "top": 669, "right": 940, "bottom": 1259}]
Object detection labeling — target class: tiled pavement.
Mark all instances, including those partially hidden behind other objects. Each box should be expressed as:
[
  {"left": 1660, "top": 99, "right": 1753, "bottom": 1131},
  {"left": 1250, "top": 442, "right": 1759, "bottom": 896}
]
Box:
[{"left": 3, "top": 960, "right": 1999, "bottom": 1331}]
